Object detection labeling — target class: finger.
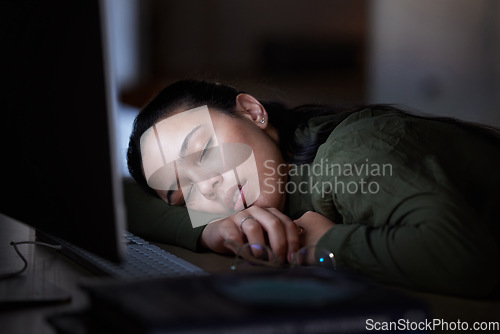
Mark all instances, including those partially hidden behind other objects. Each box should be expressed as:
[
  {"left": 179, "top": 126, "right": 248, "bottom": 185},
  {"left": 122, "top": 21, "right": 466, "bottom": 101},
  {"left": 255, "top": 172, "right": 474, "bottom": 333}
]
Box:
[
  {"left": 220, "top": 223, "right": 246, "bottom": 255},
  {"left": 246, "top": 207, "right": 288, "bottom": 263},
  {"left": 266, "top": 207, "right": 301, "bottom": 263},
  {"left": 238, "top": 243, "right": 274, "bottom": 265},
  {"left": 236, "top": 214, "right": 266, "bottom": 259}
]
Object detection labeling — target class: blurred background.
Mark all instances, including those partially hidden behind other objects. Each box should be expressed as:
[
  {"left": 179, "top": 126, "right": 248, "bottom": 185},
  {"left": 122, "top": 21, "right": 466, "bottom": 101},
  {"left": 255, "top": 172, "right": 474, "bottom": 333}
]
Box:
[{"left": 102, "top": 0, "right": 500, "bottom": 175}]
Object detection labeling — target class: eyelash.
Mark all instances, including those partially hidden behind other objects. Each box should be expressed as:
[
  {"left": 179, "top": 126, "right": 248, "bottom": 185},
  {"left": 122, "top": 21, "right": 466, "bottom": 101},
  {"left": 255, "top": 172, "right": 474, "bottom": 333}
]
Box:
[
  {"left": 200, "top": 137, "right": 212, "bottom": 162},
  {"left": 184, "top": 184, "right": 194, "bottom": 205}
]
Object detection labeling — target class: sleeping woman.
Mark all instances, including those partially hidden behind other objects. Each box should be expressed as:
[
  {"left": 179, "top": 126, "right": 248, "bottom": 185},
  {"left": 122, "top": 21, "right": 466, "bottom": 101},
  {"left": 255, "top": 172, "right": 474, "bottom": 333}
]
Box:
[{"left": 126, "top": 79, "right": 500, "bottom": 297}]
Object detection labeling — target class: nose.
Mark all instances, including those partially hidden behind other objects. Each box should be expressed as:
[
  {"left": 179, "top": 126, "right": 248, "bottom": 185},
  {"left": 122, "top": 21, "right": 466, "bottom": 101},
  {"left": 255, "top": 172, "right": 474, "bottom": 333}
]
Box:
[{"left": 196, "top": 174, "right": 222, "bottom": 199}]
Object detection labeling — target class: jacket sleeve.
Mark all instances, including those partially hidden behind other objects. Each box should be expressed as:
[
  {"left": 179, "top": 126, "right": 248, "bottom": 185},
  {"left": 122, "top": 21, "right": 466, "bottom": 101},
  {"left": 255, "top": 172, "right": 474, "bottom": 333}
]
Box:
[
  {"left": 312, "top": 111, "right": 500, "bottom": 297},
  {"left": 123, "top": 179, "right": 205, "bottom": 252}
]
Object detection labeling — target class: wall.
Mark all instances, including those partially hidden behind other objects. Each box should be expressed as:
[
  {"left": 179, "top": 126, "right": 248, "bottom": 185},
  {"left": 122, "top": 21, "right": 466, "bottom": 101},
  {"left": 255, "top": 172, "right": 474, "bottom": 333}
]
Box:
[
  {"left": 135, "top": 0, "right": 368, "bottom": 107},
  {"left": 368, "top": 0, "right": 500, "bottom": 126},
  {"left": 102, "top": 0, "right": 143, "bottom": 176}
]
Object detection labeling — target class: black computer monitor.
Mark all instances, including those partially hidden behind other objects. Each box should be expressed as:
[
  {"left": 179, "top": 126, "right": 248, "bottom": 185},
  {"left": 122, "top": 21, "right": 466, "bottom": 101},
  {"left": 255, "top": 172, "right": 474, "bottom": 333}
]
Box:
[{"left": 0, "top": 0, "right": 126, "bottom": 262}]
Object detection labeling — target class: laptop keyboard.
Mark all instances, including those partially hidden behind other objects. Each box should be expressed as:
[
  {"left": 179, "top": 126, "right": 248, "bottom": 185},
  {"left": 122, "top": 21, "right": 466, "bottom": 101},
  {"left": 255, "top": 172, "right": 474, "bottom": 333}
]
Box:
[
  {"left": 117, "top": 232, "right": 208, "bottom": 278},
  {"left": 37, "top": 231, "right": 209, "bottom": 279}
]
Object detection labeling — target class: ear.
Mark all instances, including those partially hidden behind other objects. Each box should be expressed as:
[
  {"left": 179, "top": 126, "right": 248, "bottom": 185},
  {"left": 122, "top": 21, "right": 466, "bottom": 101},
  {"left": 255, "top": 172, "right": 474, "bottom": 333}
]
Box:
[{"left": 235, "top": 93, "right": 268, "bottom": 129}]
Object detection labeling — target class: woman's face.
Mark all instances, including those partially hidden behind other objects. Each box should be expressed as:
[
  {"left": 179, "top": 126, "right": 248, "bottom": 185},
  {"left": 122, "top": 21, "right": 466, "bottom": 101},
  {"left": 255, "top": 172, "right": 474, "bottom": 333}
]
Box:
[{"left": 140, "top": 97, "right": 287, "bottom": 219}]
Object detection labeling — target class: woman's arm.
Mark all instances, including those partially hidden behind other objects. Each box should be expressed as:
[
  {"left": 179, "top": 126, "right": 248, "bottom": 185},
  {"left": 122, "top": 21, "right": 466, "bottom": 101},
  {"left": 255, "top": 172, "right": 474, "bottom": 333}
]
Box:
[
  {"left": 307, "top": 111, "right": 500, "bottom": 297},
  {"left": 123, "top": 179, "right": 205, "bottom": 251},
  {"left": 124, "top": 179, "right": 300, "bottom": 261},
  {"left": 310, "top": 195, "right": 499, "bottom": 297}
]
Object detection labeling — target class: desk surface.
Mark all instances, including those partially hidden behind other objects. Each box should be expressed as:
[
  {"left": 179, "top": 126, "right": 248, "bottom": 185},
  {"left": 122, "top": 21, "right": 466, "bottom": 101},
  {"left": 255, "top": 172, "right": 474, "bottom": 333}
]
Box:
[{"left": 1, "top": 213, "right": 499, "bottom": 334}]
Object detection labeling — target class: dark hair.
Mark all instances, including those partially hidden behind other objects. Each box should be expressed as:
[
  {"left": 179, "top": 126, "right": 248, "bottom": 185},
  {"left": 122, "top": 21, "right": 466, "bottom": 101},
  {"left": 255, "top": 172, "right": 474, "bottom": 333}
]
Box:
[
  {"left": 127, "top": 79, "right": 357, "bottom": 190},
  {"left": 128, "top": 81, "right": 226, "bottom": 191},
  {"left": 127, "top": 79, "right": 500, "bottom": 191}
]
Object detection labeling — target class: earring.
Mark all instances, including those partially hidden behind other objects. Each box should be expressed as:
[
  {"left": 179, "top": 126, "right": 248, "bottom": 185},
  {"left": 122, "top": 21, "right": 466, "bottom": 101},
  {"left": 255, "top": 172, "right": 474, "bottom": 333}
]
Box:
[{"left": 260, "top": 117, "right": 265, "bottom": 124}]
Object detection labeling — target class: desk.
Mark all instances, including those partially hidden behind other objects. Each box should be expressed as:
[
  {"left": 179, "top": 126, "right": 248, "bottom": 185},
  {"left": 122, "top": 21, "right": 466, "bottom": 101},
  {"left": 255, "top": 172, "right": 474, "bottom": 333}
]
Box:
[
  {"left": 1, "top": 214, "right": 499, "bottom": 334},
  {"left": 0, "top": 213, "right": 238, "bottom": 334}
]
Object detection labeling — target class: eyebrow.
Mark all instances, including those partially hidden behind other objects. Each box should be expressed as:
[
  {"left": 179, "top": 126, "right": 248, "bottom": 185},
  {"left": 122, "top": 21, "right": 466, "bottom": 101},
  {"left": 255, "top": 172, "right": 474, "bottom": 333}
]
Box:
[{"left": 179, "top": 124, "right": 202, "bottom": 158}]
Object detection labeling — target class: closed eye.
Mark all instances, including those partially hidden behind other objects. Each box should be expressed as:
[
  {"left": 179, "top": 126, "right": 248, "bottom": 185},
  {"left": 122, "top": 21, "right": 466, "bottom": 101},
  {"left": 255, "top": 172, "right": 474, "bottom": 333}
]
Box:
[
  {"left": 200, "top": 137, "right": 213, "bottom": 162},
  {"left": 184, "top": 184, "right": 195, "bottom": 204}
]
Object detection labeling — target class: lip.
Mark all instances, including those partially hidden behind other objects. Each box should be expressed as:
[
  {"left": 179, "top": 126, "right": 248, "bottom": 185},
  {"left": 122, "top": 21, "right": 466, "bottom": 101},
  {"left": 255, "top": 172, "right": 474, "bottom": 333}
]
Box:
[
  {"left": 233, "top": 181, "right": 248, "bottom": 212},
  {"left": 222, "top": 180, "right": 247, "bottom": 212}
]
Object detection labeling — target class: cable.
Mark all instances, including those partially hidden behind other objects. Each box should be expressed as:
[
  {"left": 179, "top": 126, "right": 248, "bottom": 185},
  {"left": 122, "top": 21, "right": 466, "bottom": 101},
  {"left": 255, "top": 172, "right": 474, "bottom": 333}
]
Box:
[{"left": 0, "top": 241, "right": 62, "bottom": 280}]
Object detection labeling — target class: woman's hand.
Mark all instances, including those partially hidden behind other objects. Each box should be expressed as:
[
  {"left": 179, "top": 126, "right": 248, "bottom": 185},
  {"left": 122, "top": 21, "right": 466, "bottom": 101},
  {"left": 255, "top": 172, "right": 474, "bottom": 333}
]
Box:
[
  {"left": 294, "top": 211, "right": 336, "bottom": 265},
  {"left": 200, "top": 206, "right": 300, "bottom": 264}
]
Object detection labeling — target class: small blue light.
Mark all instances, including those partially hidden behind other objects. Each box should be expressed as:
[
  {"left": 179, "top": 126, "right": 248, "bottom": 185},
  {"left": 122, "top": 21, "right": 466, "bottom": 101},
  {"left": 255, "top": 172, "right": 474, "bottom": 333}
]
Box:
[{"left": 319, "top": 257, "right": 324, "bottom": 263}]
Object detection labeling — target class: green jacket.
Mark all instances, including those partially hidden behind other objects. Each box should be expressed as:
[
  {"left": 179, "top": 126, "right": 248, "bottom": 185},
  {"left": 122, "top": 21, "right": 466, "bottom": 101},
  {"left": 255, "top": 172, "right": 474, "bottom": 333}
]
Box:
[{"left": 125, "top": 109, "right": 500, "bottom": 297}]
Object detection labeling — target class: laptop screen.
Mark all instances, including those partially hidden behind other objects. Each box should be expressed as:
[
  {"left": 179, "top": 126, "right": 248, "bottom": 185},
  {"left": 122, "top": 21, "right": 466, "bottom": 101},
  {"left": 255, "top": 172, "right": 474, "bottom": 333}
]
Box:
[{"left": 0, "top": 0, "right": 126, "bottom": 262}]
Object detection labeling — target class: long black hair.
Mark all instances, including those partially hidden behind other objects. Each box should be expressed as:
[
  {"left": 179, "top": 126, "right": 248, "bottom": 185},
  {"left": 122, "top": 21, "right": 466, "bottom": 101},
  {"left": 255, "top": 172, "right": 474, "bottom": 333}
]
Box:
[{"left": 127, "top": 79, "right": 500, "bottom": 191}]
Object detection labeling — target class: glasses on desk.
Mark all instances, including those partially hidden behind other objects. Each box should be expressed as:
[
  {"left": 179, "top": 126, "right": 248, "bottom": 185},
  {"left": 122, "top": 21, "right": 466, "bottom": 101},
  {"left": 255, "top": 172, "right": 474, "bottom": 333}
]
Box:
[{"left": 226, "top": 241, "right": 336, "bottom": 272}]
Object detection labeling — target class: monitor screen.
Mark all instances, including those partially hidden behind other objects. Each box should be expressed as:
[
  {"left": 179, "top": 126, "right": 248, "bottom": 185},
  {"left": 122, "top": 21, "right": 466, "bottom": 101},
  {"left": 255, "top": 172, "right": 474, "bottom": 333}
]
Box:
[{"left": 0, "top": 0, "right": 126, "bottom": 262}]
